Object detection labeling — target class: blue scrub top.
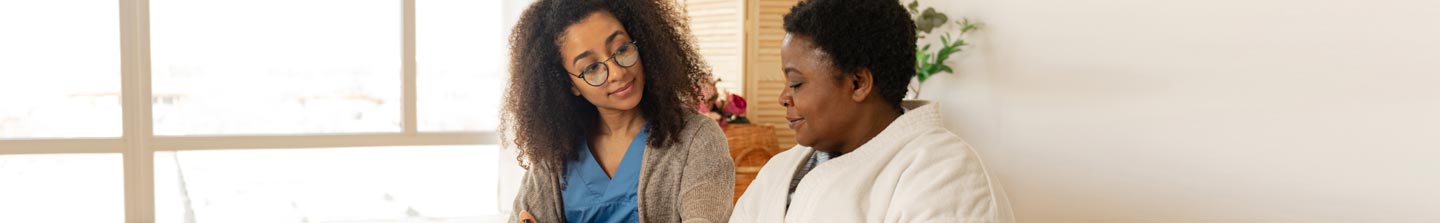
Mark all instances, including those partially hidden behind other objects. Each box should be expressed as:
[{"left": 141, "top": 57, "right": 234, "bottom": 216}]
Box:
[{"left": 561, "top": 126, "right": 649, "bottom": 223}]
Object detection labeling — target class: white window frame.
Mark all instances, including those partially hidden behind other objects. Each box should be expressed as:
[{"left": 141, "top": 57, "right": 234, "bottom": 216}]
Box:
[{"left": 0, "top": 0, "right": 498, "bottom": 222}]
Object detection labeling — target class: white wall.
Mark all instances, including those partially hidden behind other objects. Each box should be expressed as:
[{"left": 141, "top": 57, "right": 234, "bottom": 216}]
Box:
[{"left": 916, "top": 0, "right": 1440, "bottom": 222}]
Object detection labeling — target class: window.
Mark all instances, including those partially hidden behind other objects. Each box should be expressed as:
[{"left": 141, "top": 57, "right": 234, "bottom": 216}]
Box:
[
  {"left": 0, "top": 0, "right": 121, "bottom": 139},
  {"left": 681, "top": 0, "right": 746, "bottom": 95},
  {"left": 150, "top": 0, "right": 402, "bottom": 135},
  {"left": 417, "top": 0, "right": 507, "bottom": 132},
  {"left": 154, "top": 146, "right": 500, "bottom": 223},
  {"left": 0, "top": 154, "right": 124, "bottom": 223},
  {"left": 0, "top": 0, "right": 516, "bottom": 222}
]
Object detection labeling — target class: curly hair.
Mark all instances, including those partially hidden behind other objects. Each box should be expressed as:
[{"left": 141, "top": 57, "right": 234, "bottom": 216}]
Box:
[
  {"left": 783, "top": 0, "right": 917, "bottom": 111},
  {"left": 504, "top": 0, "right": 709, "bottom": 172}
]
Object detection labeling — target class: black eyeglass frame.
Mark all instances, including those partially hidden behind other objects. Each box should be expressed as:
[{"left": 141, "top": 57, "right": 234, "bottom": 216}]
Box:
[{"left": 567, "top": 41, "right": 640, "bottom": 87}]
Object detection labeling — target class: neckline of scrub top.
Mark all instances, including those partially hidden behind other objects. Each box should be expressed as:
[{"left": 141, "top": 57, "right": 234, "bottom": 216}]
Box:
[{"left": 572, "top": 124, "right": 649, "bottom": 198}]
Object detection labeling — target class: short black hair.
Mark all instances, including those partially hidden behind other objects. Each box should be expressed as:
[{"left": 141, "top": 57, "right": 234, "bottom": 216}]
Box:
[{"left": 783, "top": 0, "right": 917, "bottom": 110}]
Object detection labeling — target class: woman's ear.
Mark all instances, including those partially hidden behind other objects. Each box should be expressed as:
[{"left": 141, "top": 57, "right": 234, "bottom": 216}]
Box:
[
  {"left": 571, "top": 84, "right": 581, "bottom": 96},
  {"left": 850, "top": 68, "right": 875, "bottom": 102}
]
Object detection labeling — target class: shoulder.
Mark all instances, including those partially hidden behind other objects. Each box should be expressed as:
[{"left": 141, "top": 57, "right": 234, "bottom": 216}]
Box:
[
  {"left": 675, "top": 112, "right": 727, "bottom": 150},
  {"left": 647, "top": 112, "right": 730, "bottom": 170},
  {"left": 886, "top": 129, "right": 1002, "bottom": 219},
  {"left": 680, "top": 112, "right": 724, "bottom": 136},
  {"left": 889, "top": 128, "right": 988, "bottom": 179},
  {"left": 890, "top": 101, "right": 980, "bottom": 162},
  {"left": 889, "top": 123, "right": 974, "bottom": 158},
  {"left": 884, "top": 126, "right": 995, "bottom": 196}
]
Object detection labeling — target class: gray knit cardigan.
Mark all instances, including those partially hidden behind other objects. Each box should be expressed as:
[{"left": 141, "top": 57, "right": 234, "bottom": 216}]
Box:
[{"left": 509, "top": 113, "right": 735, "bottom": 223}]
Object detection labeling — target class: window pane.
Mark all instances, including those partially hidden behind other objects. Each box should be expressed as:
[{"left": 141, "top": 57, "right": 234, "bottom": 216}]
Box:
[
  {"left": 151, "top": 0, "right": 402, "bottom": 135},
  {"left": 417, "top": 0, "right": 506, "bottom": 132},
  {"left": 155, "top": 145, "right": 501, "bottom": 223},
  {"left": 0, "top": 0, "right": 120, "bottom": 139},
  {"left": 0, "top": 154, "right": 124, "bottom": 223}
]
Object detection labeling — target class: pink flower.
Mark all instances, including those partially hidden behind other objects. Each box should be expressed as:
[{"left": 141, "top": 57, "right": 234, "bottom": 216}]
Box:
[{"left": 724, "top": 93, "right": 747, "bottom": 116}]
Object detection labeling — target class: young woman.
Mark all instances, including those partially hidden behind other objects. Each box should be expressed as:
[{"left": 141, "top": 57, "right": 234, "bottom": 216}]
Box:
[
  {"left": 729, "top": 0, "right": 1010, "bottom": 222},
  {"left": 503, "top": 0, "right": 734, "bottom": 222}
]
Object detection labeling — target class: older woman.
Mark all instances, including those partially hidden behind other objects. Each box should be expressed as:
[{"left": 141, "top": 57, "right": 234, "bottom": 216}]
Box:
[
  {"left": 730, "top": 0, "right": 1010, "bottom": 222},
  {"left": 504, "top": 0, "right": 734, "bottom": 222}
]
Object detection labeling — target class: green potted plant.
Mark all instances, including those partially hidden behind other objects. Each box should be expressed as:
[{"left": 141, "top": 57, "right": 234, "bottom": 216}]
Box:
[{"left": 907, "top": 0, "right": 979, "bottom": 98}]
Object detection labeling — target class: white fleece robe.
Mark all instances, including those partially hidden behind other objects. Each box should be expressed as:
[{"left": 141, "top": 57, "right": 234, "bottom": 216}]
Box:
[{"left": 730, "top": 101, "right": 1012, "bottom": 223}]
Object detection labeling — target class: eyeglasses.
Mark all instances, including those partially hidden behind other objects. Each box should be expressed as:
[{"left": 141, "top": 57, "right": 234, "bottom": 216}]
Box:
[{"left": 568, "top": 41, "right": 640, "bottom": 86}]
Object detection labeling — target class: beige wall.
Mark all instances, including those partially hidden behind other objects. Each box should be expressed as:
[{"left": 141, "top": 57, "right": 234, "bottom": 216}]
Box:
[{"left": 918, "top": 0, "right": 1440, "bottom": 222}]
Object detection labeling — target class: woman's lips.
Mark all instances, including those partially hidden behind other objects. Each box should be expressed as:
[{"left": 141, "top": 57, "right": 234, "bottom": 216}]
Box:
[
  {"left": 787, "top": 117, "right": 805, "bottom": 129},
  {"left": 608, "top": 79, "right": 634, "bottom": 97}
]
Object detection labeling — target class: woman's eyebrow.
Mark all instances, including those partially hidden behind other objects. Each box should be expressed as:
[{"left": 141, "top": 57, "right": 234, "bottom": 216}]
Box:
[
  {"left": 570, "top": 31, "right": 626, "bottom": 66},
  {"left": 571, "top": 51, "right": 594, "bottom": 67},
  {"left": 783, "top": 67, "right": 802, "bottom": 75},
  {"left": 604, "top": 30, "right": 625, "bottom": 45}
]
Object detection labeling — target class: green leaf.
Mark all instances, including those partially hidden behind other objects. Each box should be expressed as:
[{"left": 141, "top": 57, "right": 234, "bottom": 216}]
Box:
[
  {"left": 916, "top": 7, "right": 948, "bottom": 34},
  {"left": 935, "top": 44, "right": 956, "bottom": 61},
  {"left": 914, "top": 8, "right": 982, "bottom": 81},
  {"left": 916, "top": 51, "right": 927, "bottom": 66},
  {"left": 959, "top": 18, "right": 979, "bottom": 33}
]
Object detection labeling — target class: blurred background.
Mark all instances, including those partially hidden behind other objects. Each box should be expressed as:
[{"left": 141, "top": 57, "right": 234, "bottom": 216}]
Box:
[
  {"left": 2, "top": 0, "right": 516, "bottom": 222},
  {"left": 3, "top": 0, "right": 1439, "bottom": 222}
]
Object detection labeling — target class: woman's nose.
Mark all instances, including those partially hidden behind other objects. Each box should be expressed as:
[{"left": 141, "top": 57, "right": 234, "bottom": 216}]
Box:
[
  {"left": 779, "top": 89, "right": 792, "bottom": 107},
  {"left": 606, "top": 60, "right": 631, "bottom": 84}
]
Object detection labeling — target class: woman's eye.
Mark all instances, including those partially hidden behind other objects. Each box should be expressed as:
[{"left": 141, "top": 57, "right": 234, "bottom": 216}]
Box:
[
  {"left": 615, "top": 45, "right": 631, "bottom": 55},
  {"left": 789, "top": 83, "right": 803, "bottom": 89},
  {"left": 582, "top": 63, "right": 600, "bottom": 72}
]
